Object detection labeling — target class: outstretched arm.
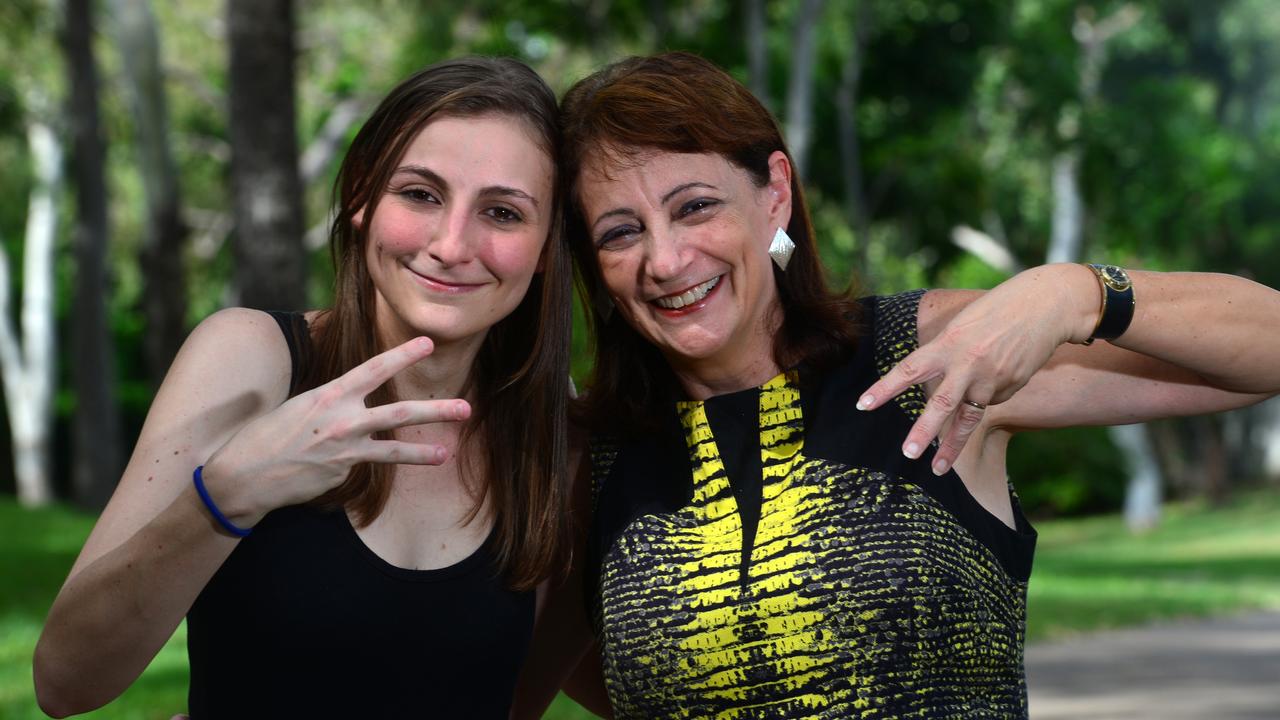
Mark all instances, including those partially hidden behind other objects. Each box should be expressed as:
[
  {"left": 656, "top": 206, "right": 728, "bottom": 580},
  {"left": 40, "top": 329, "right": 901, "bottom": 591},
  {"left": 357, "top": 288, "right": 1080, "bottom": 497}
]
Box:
[{"left": 860, "top": 265, "right": 1280, "bottom": 472}]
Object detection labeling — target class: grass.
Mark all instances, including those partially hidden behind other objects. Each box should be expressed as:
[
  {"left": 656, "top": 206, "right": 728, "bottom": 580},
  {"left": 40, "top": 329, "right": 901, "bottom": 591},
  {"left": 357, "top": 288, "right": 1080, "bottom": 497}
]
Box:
[
  {"left": 4, "top": 491, "right": 1280, "bottom": 717},
  {"left": 1026, "top": 490, "right": 1280, "bottom": 641}
]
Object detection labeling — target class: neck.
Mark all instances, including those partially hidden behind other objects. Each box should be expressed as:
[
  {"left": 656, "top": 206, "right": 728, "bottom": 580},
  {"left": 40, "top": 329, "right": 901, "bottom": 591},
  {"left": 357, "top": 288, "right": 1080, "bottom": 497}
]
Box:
[{"left": 669, "top": 320, "right": 781, "bottom": 401}]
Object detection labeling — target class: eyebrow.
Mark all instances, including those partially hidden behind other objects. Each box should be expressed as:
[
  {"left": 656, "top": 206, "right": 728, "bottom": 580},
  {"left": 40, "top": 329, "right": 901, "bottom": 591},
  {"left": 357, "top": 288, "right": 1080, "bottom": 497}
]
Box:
[
  {"left": 393, "top": 165, "right": 539, "bottom": 208},
  {"left": 483, "top": 186, "right": 540, "bottom": 208},
  {"left": 590, "top": 181, "right": 720, "bottom": 233},
  {"left": 661, "top": 182, "right": 717, "bottom": 204}
]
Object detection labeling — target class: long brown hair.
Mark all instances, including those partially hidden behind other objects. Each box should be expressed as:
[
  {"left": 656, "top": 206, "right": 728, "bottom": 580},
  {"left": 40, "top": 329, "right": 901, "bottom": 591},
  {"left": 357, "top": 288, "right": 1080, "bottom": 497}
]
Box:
[
  {"left": 560, "top": 51, "right": 862, "bottom": 433},
  {"left": 300, "top": 57, "right": 571, "bottom": 591}
]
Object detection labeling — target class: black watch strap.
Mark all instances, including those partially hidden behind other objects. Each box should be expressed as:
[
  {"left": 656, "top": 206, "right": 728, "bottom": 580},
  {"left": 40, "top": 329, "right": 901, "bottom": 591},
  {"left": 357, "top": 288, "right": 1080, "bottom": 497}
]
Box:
[{"left": 1084, "top": 264, "right": 1135, "bottom": 344}]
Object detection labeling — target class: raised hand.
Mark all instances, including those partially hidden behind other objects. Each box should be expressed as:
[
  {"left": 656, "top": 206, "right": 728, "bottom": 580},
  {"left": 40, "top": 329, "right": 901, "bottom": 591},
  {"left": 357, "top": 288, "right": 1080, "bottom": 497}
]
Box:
[
  {"left": 200, "top": 336, "right": 471, "bottom": 528},
  {"left": 857, "top": 267, "right": 1094, "bottom": 475}
]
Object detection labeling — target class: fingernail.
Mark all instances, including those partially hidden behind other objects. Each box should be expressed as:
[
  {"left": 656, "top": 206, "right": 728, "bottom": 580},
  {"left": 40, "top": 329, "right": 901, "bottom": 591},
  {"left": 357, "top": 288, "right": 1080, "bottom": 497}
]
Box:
[
  {"left": 455, "top": 400, "right": 468, "bottom": 419},
  {"left": 436, "top": 447, "right": 447, "bottom": 463},
  {"left": 904, "top": 442, "right": 921, "bottom": 459},
  {"left": 932, "top": 459, "right": 949, "bottom": 475},
  {"left": 857, "top": 394, "right": 874, "bottom": 411}
]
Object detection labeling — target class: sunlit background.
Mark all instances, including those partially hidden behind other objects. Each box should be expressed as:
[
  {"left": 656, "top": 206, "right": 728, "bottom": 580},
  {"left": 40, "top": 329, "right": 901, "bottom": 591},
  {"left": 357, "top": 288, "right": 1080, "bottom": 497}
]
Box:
[{"left": 2, "top": 0, "right": 1279, "bottom": 717}]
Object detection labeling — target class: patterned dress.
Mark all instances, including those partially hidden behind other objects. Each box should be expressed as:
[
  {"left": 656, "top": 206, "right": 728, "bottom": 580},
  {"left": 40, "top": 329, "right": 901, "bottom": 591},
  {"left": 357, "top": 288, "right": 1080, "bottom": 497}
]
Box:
[{"left": 586, "top": 291, "right": 1038, "bottom": 719}]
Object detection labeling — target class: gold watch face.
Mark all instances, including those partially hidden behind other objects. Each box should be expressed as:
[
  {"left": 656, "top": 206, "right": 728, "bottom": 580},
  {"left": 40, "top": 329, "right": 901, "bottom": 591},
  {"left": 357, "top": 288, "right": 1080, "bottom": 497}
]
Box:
[{"left": 1096, "top": 264, "right": 1131, "bottom": 292}]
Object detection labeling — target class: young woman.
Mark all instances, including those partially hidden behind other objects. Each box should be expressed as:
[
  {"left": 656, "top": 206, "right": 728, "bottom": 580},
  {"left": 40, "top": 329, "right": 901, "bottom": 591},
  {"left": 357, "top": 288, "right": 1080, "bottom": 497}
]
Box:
[
  {"left": 516, "top": 52, "right": 1280, "bottom": 719},
  {"left": 35, "top": 57, "right": 572, "bottom": 718}
]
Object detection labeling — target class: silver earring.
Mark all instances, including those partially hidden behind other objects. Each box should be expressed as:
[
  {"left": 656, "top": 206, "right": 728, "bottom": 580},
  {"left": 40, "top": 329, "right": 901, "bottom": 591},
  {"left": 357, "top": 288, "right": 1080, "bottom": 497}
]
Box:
[{"left": 769, "top": 227, "right": 796, "bottom": 271}]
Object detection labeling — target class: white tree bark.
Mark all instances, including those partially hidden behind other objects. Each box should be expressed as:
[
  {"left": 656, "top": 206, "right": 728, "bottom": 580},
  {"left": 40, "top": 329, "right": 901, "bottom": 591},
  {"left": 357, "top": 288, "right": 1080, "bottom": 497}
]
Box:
[
  {"left": 1260, "top": 398, "right": 1280, "bottom": 480},
  {"left": 1114, "top": 422, "right": 1162, "bottom": 531},
  {"left": 0, "top": 118, "right": 61, "bottom": 507},
  {"left": 784, "top": 0, "right": 826, "bottom": 180},
  {"left": 108, "top": 0, "right": 189, "bottom": 385},
  {"left": 1046, "top": 148, "right": 1083, "bottom": 264},
  {"left": 951, "top": 225, "right": 1023, "bottom": 275},
  {"left": 745, "top": 0, "right": 769, "bottom": 108},
  {"left": 299, "top": 96, "right": 366, "bottom": 186},
  {"left": 1048, "top": 4, "right": 1157, "bottom": 532}
]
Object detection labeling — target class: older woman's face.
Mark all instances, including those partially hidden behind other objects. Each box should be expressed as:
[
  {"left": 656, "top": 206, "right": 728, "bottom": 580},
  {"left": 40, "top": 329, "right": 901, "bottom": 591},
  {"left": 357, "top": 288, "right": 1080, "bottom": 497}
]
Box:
[{"left": 579, "top": 149, "right": 792, "bottom": 378}]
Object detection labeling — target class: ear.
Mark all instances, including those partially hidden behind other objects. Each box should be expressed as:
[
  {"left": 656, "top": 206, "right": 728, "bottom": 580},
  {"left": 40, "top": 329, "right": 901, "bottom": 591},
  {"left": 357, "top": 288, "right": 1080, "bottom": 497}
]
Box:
[
  {"left": 764, "top": 150, "right": 793, "bottom": 234},
  {"left": 351, "top": 205, "right": 366, "bottom": 230}
]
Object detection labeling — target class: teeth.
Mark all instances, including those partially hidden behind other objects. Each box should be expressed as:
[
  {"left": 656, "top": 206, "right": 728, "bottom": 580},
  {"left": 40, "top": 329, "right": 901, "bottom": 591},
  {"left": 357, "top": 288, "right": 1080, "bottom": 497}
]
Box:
[{"left": 654, "top": 276, "right": 720, "bottom": 309}]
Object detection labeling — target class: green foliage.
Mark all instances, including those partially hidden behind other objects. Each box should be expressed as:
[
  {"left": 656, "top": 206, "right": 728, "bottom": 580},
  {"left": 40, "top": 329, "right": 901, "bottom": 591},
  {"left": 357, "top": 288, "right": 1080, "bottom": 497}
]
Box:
[
  {"left": 1008, "top": 426, "right": 1127, "bottom": 518},
  {"left": 4, "top": 0, "right": 1280, "bottom": 509},
  {"left": 1027, "top": 488, "right": 1280, "bottom": 640}
]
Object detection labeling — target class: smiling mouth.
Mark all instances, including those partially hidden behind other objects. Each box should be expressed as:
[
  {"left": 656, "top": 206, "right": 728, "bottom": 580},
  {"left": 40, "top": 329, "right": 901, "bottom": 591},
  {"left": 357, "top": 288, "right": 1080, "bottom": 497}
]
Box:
[
  {"left": 407, "top": 267, "right": 485, "bottom": 292},
  {"left": 652, "top": 276, "right": 721, "bottom": 310}
]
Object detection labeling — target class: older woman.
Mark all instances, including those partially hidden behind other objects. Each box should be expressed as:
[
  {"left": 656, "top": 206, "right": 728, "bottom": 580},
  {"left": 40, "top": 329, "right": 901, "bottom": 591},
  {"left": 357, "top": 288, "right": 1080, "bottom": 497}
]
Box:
[
  {"left": 36, "top": 57, "right": 571, "bottom": 718},
  {"left": 517, "top": 52, "right": 1280, "bottom": 719}
]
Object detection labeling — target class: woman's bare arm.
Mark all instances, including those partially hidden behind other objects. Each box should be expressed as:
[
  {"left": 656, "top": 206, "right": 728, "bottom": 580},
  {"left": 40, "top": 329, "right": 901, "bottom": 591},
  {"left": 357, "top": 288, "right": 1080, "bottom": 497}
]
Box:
[
  {"left": 860, "top": 266, "right": 1278, "bottom": 472},
  {"left": 34, "top": 310, "right": 465, "bottom": 716}
]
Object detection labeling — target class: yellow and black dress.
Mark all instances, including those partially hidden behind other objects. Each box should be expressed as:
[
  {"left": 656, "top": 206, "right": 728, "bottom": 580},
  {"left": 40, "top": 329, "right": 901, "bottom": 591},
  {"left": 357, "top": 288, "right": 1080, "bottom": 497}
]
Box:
[{"left": 586, "top": 291, "right": 1038, "bottom": 719}]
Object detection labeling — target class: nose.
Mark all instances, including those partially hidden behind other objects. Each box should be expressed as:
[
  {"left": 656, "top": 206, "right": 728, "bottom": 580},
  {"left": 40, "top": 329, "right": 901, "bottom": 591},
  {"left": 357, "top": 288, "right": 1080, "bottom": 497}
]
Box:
[
  {"left": 644, "top": 227, "right": 685, "bottom": 282},
  {"left": 426, "top": 207, "right": 473, "bottom": 267}
]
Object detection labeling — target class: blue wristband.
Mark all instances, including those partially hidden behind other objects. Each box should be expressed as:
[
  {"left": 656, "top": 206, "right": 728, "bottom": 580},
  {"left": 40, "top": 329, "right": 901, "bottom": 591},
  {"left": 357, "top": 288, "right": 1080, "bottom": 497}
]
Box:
[{"left": 193, "top": 465, "right": 252, "bottom": 538}]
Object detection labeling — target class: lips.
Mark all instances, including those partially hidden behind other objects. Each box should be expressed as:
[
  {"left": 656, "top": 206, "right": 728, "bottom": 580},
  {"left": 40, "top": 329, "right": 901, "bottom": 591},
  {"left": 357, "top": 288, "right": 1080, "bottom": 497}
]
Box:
[
  {"left": 652, "top": 276, "right": 721, "bottom": 310},
  {"left": 406, "top": 265, "right": 485, "bottom": 293}
]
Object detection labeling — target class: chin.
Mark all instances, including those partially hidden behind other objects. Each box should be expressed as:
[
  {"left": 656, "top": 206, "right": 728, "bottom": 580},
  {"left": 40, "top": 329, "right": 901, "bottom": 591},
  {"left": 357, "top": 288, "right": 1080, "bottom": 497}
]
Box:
[{"left": 658, "top": 334, "right": 733, "bottom": 365}]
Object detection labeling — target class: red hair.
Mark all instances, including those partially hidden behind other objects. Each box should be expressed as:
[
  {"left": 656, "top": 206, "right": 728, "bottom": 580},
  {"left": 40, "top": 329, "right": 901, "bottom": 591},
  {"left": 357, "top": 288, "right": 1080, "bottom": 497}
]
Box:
[{"left": 560, "top": 52, "right": 862, "bottom": 431}]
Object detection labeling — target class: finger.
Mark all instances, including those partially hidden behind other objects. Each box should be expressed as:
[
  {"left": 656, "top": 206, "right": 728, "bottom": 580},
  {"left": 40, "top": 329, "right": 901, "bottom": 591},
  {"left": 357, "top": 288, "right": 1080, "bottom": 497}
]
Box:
[
  {"left": 900, "top": 378, "right": 969, "bottom": 460},
  {"left": 341, "top": 337, "right": 435, "bottom": 396},
  {"left": 359, "top": 438, "right": 451, "bottom": 466},
  {"left": 857, "top": 346, "right": 941, "bottom": 412},
  {"left": 353, "top": 399, "right": 471, "bottom": 436},
  {"left": 930, "top": 400, "right": 988, "bottom": 475}
]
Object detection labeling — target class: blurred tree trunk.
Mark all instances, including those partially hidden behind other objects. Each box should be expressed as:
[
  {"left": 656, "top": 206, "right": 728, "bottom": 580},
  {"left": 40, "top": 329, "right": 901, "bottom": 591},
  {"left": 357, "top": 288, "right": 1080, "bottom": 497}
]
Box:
[
  {"left": 64, "top": 0, "right": 123, "bottom": 510},
  {"left": 1046, "top": 4, "right": 1158, "bottom": 532},
  {"left": 0, "top": 117, "right": 60, "bottom": 507},
  {"left": 1114, "top": 422, "right": 1161, "bottom": 531},
  {"left": 1047, "top": 5, "right": 1142, "bottom": 264},
  {"left": 1193, "top": 414, "right": 1230, "bottom": 506},
  {"left": 1260, "top": 399, "right": 1280, "bottom": 482},
  {"left": 227, "top": 0, "right": 306, "bottom": 311},
  {"left": 784, "top": 0, "right": 825, "bottom": 180},
  {"left": 584, "top": 0, "right": 613, "bottom": 61},
  {"left": 745, "top": 0, "right": 768, "bottom": 108},
  {"left": 648, "top": 0, "right": 668, "bottom": 47},
  {"left": 109, "top": 0, "right": 188, "bottom": 388},
  {"left": 836, "top": 0, "right": 872, "bottom": 278}
]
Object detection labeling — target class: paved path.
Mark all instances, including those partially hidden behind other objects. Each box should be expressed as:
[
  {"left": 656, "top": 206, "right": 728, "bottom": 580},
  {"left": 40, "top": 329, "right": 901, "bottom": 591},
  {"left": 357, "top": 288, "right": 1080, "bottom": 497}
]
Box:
[{"left": 1026, "top": 611, "right": 1280, "bottom": 719}]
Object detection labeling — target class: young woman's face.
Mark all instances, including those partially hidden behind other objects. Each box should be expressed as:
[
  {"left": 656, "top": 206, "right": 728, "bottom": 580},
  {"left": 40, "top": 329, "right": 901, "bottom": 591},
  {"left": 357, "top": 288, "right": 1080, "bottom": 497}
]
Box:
[
  {"left": 578, "top": 149, "right": 792, "bottom": 378},
  {"left": 363, "top": 114, "right": 553, "bottom": 348}
]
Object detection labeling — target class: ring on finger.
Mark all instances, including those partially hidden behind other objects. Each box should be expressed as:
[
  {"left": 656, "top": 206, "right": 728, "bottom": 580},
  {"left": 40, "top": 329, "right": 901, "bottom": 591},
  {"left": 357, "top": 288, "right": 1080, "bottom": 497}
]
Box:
[{"left": 962, "top": 399, "right": 987, "bottom": 410}]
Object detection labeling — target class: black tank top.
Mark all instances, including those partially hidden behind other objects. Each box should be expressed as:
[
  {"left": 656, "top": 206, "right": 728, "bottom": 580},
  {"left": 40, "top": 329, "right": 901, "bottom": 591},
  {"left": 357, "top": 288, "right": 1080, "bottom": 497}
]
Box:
[
  {"left": 586, "top": 291, "right": 1037, "bottom": 719},
  {"left": 186, "top": 311, "right": 534, "bottom": 718}
]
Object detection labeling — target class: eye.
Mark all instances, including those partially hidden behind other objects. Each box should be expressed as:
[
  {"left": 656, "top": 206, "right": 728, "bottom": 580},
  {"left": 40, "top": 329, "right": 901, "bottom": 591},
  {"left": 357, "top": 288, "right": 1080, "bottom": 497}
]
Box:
[
  {"left": 399, "top": 188, "right": 440, "bottom": 204},
  {"left": 596, "top": 224, "right": 642, "bottom": 251},
  {"left": 677, "top": 197, "right": 718, "bottom": 218},
  {"left": 484, "top": 206, "right": 524, "bottom": 224}
]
